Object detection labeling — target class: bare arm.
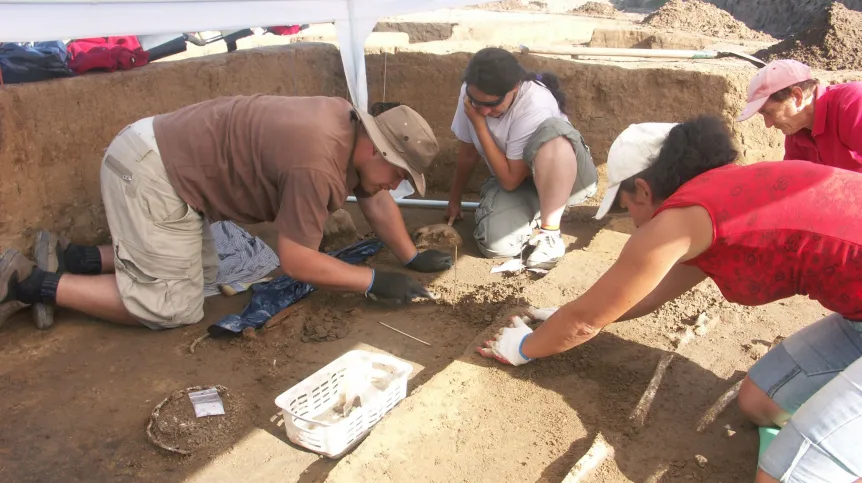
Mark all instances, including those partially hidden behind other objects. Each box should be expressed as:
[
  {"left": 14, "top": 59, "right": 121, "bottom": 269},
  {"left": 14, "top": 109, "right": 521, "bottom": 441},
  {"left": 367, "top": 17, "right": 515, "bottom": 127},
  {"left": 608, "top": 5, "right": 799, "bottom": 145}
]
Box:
[
  {"left": 357, "top": 190, "right": 418, "bottom": 263},
  {"left": 277, "top": 234, "right": 373, "bottom": 292},
  {"left": 616, "top": 263, "right": 708, "bottom": 322},
  {"left": 462, "top": 96, "right": 530, "bottom": 191},
  {"left": 471, "top": 120, "right": 530, "bottom": 191},
  {"left": 448, "top": 142, "right": 482, "bottom": 204},
  {"left": 521, "top": 205, "right": 713, "bottom": 358}
]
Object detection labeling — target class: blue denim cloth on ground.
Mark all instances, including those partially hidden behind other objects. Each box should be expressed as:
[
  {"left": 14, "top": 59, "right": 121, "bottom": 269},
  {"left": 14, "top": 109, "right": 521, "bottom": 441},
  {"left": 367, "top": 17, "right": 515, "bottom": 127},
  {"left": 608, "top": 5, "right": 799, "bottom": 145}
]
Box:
[{"left": 208, "top": 238, "right": 383, "bottom": 336}]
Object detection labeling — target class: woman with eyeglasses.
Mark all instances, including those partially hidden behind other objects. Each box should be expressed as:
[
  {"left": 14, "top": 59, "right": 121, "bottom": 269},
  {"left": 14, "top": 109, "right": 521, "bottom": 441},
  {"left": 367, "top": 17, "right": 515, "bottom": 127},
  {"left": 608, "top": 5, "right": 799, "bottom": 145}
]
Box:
[{"left": 446, "top": 47, "right": 598, "bottom": 269}]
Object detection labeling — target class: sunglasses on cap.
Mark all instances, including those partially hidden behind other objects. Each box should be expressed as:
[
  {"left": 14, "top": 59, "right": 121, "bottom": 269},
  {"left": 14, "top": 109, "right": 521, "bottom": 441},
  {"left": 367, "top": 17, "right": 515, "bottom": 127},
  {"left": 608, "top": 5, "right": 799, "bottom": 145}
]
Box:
[{"left": 466, "top": 89, "right": 506, "bottom": 108}]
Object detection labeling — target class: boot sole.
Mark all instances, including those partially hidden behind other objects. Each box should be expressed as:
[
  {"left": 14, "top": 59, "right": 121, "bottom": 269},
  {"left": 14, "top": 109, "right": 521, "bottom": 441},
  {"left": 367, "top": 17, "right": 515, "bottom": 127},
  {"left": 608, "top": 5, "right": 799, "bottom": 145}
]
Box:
[
  {"left": 0, "top": 249, "right": 20, "bottom": 302},
  {"left": 33, "top": 230, "right": 57, "bottom": 330},
  {"left": 0, "top": 250, "right": 29, "bottom": 329}
]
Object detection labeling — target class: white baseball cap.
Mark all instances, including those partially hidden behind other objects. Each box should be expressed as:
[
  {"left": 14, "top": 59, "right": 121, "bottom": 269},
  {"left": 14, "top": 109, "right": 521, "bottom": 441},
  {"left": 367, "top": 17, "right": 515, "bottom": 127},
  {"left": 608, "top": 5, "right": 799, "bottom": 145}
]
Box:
[{"left": 595, "top": 122, "right": 679, "bottom": 220}]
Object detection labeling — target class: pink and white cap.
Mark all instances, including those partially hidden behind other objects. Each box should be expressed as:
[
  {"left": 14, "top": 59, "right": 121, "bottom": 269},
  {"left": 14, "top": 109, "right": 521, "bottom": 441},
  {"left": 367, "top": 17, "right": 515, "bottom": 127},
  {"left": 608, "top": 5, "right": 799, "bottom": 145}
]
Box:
[{"left": 737, "top": 59, "right": 813, "bottom": 122}]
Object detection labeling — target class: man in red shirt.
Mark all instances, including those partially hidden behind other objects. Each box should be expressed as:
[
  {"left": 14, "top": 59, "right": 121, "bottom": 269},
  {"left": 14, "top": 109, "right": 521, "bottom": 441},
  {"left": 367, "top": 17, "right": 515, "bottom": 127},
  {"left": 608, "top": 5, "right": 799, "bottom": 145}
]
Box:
[{"left": 737, "top": 59, "right": 862, "bottom": 173}]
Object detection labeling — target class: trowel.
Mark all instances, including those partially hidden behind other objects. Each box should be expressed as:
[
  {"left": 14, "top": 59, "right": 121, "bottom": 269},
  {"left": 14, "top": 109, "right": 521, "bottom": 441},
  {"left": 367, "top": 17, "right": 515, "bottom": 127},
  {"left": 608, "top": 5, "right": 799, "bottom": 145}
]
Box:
[{"left": 519, "top": 44, "right": 766, "bottom": 68}]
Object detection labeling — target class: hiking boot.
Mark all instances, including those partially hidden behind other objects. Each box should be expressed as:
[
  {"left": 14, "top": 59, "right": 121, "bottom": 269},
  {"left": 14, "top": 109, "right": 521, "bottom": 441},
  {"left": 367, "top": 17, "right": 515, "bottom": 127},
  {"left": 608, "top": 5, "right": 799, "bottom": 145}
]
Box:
[
  {"left": 525, "top": 231, "right": 565, "bottom": 270},
  {"left": 33, "top": 230, "right": 69, "bottom": 329},
  {"left": 0, "top": 249, "right": 35, "bottom": 329}
]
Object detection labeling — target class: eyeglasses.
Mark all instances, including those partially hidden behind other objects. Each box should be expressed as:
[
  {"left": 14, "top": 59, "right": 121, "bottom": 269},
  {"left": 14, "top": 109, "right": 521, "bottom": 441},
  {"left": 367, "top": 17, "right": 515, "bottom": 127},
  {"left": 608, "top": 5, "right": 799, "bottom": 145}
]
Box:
[{"left": 466, "top": 89, "right": 506, "bottom": 108}]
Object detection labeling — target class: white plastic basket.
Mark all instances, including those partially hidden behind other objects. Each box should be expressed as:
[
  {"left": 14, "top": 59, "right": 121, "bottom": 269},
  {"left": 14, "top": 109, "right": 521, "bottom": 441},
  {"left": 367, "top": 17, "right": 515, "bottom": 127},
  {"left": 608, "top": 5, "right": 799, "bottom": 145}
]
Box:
[{"left": 274, "top": 349, "right": 413, "bottom": 458}]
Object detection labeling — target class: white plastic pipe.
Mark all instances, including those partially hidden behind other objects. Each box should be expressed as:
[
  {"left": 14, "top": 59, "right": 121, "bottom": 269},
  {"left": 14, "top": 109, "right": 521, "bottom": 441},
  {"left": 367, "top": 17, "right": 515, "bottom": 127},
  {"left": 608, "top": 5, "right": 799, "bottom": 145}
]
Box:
[
  {"left": 521, "top": 44, "right": 718, "bottom": 60},
  {"left": 345, "top": 196, "right": 479, "bottom": 210}
]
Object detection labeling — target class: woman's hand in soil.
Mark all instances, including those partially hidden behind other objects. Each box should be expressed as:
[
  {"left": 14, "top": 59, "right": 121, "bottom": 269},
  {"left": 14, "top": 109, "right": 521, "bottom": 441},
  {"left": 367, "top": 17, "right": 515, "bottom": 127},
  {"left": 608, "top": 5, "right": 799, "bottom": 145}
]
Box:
[
  {"left": 406, "top": 250, "right": 453, "bottom": 273},
  {"left": 477, "top": 315, "right": 535, "bottom": 366},
  {"left": 365, "top": 270, "right": 434, "bottom": 304},
  {"left": 477, "top": 308, "right": 557, "bottom": 365}
]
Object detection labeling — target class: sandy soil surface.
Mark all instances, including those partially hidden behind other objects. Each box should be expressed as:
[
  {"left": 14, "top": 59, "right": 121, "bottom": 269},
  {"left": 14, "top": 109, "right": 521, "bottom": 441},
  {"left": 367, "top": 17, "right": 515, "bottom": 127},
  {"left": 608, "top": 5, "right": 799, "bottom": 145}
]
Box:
[
  {"left": 0, "top": 195, "right": 828, "bottom": 483},
  {"left": 755, "top": 3, "right": 862, "bottom": 71},
  {"left": 0, "top": 4, "right": 856, "bottom": 483},
  {"left": 570, "top": 2, "right": 621, "bottom": 18},
  {"left": 324, "top": 211, "right": 827, "bottom": 483}
]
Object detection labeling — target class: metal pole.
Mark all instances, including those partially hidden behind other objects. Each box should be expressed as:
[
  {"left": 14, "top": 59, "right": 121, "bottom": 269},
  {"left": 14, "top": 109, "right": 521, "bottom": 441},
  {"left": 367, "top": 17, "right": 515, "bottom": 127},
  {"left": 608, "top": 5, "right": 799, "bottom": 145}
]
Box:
[{"left": 345, "top": 196, "right": 479, "bottom": 210}]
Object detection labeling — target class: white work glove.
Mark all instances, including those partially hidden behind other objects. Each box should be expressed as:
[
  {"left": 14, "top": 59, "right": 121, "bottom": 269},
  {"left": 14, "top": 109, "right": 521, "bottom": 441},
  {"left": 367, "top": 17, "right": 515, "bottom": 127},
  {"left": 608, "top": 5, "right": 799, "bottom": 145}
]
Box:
[{"left": 476, "top": 307, "right": 558, "bottom": 366}]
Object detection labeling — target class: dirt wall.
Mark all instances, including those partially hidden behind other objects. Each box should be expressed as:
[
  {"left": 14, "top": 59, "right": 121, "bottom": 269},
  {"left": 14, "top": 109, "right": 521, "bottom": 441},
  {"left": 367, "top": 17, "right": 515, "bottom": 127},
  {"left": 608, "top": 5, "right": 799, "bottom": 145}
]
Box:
[
  {"left": 1, "top": 45, "right": 783, "bottom": 253},
  {"left": 713, "top": 0, "right": 862, "bottom": 38},
  {"left": 588, "top": 27, "right": 712, "bottom": 49},
  {"left": 373, "top": 22, "right": 456, "bottom": 43},
  {"left": 366, "top": 52, "right": 783, "bottom": 190},
  {"left": 0, "top": 44, "right": 347, "bottom": 252}
]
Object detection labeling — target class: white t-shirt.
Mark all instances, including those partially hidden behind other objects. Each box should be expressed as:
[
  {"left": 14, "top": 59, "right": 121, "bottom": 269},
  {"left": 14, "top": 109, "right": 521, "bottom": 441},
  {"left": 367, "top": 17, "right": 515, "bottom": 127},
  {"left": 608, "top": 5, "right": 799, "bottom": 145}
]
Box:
[{"left": 451, "top": 80, "right": 567, "bottom": 174}]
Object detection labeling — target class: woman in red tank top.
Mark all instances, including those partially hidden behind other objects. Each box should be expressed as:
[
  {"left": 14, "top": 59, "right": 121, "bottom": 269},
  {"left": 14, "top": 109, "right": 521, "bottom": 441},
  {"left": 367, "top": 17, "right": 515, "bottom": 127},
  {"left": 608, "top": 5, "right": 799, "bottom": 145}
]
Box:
[{"left": 478, "top": 116, "right": 862, "bottom": 482}]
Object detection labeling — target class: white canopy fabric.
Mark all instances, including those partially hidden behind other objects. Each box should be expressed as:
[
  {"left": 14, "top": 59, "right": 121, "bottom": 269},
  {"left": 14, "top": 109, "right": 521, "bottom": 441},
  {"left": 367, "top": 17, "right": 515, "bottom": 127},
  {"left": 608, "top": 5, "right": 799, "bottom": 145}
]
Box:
[{"left": 0, "top": 0, "right": 488, "bottom": 109}]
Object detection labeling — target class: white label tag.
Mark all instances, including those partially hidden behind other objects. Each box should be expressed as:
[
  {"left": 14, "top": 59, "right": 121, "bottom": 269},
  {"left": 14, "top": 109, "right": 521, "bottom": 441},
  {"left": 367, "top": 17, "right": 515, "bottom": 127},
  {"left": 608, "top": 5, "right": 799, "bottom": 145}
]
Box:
[{"left": 188, "top": 388, "right": 225, "bottom": 418}]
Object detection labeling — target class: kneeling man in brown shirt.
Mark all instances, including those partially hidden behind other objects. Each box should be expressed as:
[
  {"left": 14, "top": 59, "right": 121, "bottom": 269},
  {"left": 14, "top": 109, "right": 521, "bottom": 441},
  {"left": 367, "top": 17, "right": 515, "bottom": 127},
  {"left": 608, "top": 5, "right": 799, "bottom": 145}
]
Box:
[{"left": 0, "top": 96, "right": 452, "bottom": 330}]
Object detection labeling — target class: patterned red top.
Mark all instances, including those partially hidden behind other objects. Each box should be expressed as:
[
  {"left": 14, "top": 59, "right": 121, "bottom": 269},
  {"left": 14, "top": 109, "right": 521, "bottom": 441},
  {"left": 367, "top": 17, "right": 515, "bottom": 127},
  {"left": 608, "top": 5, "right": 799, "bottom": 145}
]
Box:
[{"left": 653, "top": 161, "right": 862, "bottom": 320}]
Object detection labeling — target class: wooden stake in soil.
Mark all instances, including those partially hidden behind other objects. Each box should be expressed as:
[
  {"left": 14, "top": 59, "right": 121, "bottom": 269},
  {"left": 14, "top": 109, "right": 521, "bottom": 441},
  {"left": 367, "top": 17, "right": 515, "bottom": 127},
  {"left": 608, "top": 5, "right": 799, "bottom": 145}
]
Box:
[
  {"left": 696, "top": 379, "right": 743, "bottom": 433},
  {"left": 644, "top": 463, "right": 670, "bottom": 483},
  {"left": 629, "top": 327, "right": 696, "bottom": 429},
  {"left": 562, "top": 432, "right": 615, "bottom": 483},
  {"left": 454, "top": 245, "right": 458, "bottom": 303},
  {"left": 696, "top": 334, "right": 783, "bottom": 432},
  {"left": 630, "top": 352, "right": 675, "bottom": 429}
]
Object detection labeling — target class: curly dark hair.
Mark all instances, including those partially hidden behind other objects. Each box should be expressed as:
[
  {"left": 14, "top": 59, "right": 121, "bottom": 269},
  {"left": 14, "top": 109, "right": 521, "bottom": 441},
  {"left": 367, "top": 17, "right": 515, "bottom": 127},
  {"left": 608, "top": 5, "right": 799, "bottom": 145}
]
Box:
[{"left": 619, "top": 115, "right": 739, "bottom": 201}]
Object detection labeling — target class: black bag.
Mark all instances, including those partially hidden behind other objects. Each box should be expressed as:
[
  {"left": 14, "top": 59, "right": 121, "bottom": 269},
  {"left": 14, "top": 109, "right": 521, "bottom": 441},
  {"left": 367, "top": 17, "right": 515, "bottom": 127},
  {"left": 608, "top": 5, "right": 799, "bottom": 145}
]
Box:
[{"left": 0, "top": 41, "right": 75, "bottom": 84}]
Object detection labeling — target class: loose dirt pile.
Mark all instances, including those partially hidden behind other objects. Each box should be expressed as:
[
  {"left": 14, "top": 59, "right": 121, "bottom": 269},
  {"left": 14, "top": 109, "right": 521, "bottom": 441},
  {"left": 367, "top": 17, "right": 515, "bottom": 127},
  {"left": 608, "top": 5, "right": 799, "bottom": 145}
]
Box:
[
  {"left": 300, "top": 306, "right": 352, "bottom": 342},
  {"left": 413, "top": 223, "right": 463, "bottom": 250},
  {"left": 754, "top": 3, "right": 862, "bottom": 71},
  {"left": 570, "top": 1, "right": 619, "bottom": 17},
  {"left": 690, "top": 0, "right": 862, "bottom": 39},
  {"left": 319, "top": 209, "right": 358, "bottom": 253},
  {"left": 643, "top": 0, "right": 774, "bottom": 41},
  {"left": 149, "top": 387, "right": 250, "bottom": 456}
]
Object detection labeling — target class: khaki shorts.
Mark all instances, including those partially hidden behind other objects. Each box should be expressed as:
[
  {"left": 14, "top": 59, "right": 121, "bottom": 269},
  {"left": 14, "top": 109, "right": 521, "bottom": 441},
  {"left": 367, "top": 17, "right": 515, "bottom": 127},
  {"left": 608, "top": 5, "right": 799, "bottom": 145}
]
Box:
[
  {"left": 100, "top": 117, "right": 219, "bottom": 329},
  {"left": 473, "top": 118, "right": 598, "bottom": 258}
]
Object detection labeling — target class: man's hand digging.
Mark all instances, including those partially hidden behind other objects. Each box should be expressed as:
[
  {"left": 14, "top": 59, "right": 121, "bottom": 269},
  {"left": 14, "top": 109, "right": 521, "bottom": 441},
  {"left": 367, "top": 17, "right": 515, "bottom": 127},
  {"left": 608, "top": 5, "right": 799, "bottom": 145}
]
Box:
[{"left": 366, "top": 271, "right": 434, "bottom": 304}]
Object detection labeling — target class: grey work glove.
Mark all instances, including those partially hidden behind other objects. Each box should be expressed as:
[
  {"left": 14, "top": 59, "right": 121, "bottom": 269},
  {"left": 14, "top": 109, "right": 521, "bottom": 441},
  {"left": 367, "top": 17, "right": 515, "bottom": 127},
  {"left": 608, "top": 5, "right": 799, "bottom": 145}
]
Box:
[
  {"left": 366, "top": 270, "right": 433, "bottom": 304},
  {"left": 405, "top": 250, "right": 453, "bottom": 273}
]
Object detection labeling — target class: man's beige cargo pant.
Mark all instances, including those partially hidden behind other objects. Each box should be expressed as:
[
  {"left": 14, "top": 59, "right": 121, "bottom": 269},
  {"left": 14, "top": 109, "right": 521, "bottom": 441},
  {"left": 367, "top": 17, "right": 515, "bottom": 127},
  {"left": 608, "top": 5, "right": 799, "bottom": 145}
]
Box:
[{"left": 100, "top": 117, "right": 218, "bottom": 329}]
